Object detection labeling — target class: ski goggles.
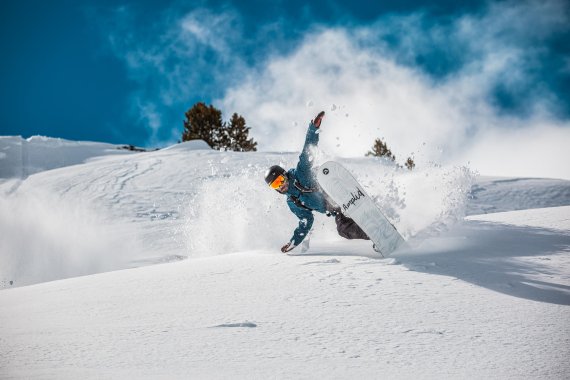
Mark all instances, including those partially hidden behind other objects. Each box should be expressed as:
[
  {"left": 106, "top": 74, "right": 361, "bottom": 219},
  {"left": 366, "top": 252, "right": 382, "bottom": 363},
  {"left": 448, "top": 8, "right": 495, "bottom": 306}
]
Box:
[{"left": 269, "top": 174, "right": 287, "bottom": 190}]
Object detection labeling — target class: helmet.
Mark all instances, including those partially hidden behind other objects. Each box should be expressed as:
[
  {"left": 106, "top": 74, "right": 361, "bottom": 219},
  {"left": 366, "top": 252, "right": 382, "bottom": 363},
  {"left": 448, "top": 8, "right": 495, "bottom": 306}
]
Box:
[{"left": 265, "top": 165, "right": 287, "bottom": 188}]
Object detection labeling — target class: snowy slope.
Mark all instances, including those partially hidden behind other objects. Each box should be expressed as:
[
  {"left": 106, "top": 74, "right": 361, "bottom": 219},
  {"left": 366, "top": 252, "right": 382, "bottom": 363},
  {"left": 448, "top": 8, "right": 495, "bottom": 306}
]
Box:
[
  {"left": 0, "top": 136, "right": 150, "bottom": 180},
  {"left": 0, "top": 140, "right": 213, "bottom": 286},
  {"left": 1, "top": 137, "right": 569, "bottom": 378},
  {"left": 1, "top": 207, "right": 569, "bottom": 379},
  {"left": 1, "top": 140, "right": 479, "bottom": 286}
]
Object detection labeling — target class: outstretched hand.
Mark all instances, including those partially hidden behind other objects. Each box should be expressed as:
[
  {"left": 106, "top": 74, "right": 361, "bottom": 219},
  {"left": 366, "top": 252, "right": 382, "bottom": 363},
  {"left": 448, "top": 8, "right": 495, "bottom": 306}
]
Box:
[
  {"left": 312, "top": 111, "right": 325, "bottom": 128},
  {"left": 281, "top": 241, "right": 296, "bottom": 253}
]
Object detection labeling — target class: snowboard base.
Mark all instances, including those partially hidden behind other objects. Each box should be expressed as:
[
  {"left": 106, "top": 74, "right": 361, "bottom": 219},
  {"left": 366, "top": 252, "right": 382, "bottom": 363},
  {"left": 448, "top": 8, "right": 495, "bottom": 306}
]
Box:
[{"left": 317, "top": 161, "right": 406, "bottom": 256}]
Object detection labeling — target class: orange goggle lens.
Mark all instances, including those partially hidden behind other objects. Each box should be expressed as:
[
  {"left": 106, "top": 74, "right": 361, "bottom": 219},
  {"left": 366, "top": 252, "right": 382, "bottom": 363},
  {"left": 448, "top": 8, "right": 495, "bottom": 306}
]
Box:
[{"left": 269, "top": 174, "right": 286, "bottom": 189}]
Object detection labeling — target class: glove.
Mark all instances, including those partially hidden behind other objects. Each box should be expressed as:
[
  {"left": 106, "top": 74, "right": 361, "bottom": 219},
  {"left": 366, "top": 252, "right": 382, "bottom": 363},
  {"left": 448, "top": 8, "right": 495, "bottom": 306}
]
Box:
[
  {"left": 312, "top": 111, "right": 325, "bottom": 128},
  {"left": 281, "top": 241, "right": 297, "bottom": 253}
]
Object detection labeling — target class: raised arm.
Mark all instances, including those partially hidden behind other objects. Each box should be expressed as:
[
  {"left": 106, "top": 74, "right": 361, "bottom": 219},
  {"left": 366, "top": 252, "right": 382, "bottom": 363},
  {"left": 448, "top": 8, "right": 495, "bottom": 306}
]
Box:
[{"left": 295, "top": 111, "right": 325, "bottom": 185}]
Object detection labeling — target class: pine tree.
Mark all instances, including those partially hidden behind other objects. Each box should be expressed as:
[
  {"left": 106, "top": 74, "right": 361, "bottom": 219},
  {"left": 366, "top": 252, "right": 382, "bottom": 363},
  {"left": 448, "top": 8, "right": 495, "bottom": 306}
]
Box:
[
  {"left": 366, "top": 138, "right": 396, "bottom": 161},
  {"left": 182, "top": 102, "right": 224, "bottom": 149},
  {"left": 226, "top": 113, "right": 257, "bottom": 152},
  {"left": 182, "top": 102, "right": 257, "bottom": 152},
  {"left": 405, "top": 157, "right": 416, "bottom": 170}
]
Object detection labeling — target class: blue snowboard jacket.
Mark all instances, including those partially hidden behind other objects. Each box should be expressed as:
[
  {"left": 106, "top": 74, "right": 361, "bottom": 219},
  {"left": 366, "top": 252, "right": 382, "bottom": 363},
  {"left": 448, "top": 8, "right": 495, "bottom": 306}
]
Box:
[{"left": 284, "top": 122, "right": 330, "bottom": 246}]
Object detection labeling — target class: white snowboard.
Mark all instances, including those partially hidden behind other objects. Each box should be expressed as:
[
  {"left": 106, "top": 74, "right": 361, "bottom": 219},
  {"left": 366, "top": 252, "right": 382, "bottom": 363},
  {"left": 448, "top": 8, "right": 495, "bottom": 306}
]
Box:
[{"left": 317, "top": 161, "right": 406, "bottom": 257}]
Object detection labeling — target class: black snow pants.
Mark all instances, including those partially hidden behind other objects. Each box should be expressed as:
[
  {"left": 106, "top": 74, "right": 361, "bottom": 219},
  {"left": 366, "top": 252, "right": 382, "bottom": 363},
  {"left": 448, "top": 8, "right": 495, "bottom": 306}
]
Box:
[{"left": 335, "top": 212, "right": 370, "bottom": 240}]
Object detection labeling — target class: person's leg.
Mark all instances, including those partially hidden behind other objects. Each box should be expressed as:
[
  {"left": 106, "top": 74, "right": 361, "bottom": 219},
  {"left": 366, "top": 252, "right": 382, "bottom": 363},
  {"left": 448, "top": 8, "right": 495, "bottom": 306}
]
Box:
[{"left": 335, "top": 212, "right": 369, "bottom": 240}]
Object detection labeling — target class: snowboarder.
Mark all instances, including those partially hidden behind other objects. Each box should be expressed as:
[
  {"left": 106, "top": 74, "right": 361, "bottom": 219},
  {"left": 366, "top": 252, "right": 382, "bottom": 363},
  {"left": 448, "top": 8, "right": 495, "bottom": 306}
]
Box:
[{"left": 264, "top": 111, "right": 370, "bottom": 253}]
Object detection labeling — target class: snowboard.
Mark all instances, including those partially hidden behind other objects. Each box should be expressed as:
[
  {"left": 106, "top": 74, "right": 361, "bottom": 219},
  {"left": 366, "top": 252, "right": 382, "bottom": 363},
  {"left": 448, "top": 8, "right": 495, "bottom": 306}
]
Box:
[{"left": 316, "top": 161, "right": 406, "bottom": 257}]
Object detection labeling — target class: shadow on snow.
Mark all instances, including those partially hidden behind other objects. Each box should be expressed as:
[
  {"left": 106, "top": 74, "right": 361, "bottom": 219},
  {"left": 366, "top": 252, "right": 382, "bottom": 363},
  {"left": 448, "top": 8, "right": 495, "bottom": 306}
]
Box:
[
  {"left": 400, "top": 221, "right": 570, "bottom": 306},
  {"left": 298, "top": 220, "right": 570, "bottom": 306}
]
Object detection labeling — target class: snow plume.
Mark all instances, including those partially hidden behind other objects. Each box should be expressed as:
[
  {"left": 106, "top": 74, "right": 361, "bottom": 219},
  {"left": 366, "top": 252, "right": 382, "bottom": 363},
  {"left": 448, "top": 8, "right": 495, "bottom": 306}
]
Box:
[
  {"left": 219, "top": 0, "right": 570, "bottom": 179},
  {"left": 183, "top": 154, "right": 299, "bottom": 256},
  {"left": 347, "top": 160, "right": 476, "bottom": 239},
  {"left": 0, "top": 189, "right": 136, "bottom": 287},
  {"left": 396, "top": 166, "right": 476, "bottom": 239},
  {"left": 181, "top": 153, "right": 475, "bottom": 257}
]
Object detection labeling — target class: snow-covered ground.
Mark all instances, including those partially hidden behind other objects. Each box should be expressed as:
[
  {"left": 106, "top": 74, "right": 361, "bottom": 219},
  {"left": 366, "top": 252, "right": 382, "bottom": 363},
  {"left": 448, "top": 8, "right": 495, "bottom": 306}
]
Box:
[
  {"left": 1, "top": 137, "right": 569, "bottom": 378},
  {"left": 0, "top": 136, "right": 148, "bottom": 180}
]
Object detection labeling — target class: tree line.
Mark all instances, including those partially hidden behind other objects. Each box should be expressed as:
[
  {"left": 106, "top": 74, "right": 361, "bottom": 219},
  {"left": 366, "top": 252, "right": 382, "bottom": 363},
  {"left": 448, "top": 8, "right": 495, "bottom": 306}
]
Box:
[
  {"left": 366, "top": 138, "right": 416, "bottom": 170},
  {"left": 181, "top": 102, "right": 415, "bottom": 169},
  {"left": 182, "top": 102, "right": 257, "bottom": 152}
]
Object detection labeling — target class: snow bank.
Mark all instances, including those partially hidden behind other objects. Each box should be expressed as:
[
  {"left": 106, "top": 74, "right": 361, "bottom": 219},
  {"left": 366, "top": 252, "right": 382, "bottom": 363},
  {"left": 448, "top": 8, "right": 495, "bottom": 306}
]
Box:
[
  {"left": 161, "top": 139, "right": 212, "bottom": 151},
  {"left": 0, "top": 136, "right": 139, "bottom": 179},
  {"left": 467, "top": 176, "right": 570, "bottom": 215},
  {"left": 0, "top": 136, "right": 213, "bottom": 180}
]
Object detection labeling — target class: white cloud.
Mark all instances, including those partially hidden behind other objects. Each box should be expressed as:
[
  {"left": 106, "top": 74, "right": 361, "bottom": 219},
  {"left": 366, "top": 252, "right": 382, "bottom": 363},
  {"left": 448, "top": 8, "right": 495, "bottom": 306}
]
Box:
[
  {"left": 136, "top": 101, "right": 162, "bottom": 146},
  {"left": 102, "top": 5, "right": 247, "bottom": 145},
  {"left": 180, "top": 9, "right": 240, "bottom": 57}
]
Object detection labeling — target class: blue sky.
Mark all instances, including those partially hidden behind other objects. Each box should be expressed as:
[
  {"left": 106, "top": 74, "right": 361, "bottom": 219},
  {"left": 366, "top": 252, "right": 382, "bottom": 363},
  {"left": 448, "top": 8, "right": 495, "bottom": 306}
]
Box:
[{"left": 1, "top": 0, "right": 569, "bottom": 167}]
